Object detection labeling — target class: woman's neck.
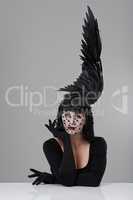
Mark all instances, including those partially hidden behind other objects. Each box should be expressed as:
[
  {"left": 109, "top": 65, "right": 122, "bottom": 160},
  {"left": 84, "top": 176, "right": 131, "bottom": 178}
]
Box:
[{"left": 69, "top": 132, "right": 85, "bottom": 147}]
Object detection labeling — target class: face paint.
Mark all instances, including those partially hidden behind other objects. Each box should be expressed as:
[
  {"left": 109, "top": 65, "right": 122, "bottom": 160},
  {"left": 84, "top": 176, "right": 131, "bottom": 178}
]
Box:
[{"left": 62, "top": 110, "right": 86, "bottom": 135}]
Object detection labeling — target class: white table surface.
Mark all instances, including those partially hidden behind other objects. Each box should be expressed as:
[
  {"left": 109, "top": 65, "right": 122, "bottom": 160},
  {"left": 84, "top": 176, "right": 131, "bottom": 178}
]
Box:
[{"left": 0, "top": 183, "right": 132, "bottom": 200}]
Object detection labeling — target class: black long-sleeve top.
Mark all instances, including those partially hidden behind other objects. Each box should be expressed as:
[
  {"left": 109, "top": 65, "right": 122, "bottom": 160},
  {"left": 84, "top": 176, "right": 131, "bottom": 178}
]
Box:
[{"left": 43, "top": 135, "right": 107, "bottom": 187}]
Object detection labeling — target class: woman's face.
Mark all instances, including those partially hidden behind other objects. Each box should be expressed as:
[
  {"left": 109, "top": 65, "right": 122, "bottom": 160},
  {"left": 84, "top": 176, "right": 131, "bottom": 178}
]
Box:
[{"left": 62, "top": 110, "right": 86, "bottom": 135}]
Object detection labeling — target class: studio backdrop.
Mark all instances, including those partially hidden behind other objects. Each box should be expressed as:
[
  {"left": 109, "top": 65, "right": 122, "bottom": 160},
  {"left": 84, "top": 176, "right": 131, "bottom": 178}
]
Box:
[{"left": 0, "top": 0, "right": 132, "bottom": 182}]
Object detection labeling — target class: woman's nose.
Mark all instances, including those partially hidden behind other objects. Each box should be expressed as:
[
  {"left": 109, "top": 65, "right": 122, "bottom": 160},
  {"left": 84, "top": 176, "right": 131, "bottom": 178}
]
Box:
[{"left": 69, "top": 115, "right": 76, "bottom": 125}]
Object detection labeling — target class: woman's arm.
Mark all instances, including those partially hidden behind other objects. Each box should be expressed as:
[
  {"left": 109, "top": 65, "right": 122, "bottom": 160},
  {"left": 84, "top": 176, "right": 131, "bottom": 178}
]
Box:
[
  {"left": 75, "top": 137, "right": 107, "bottom": 187},
  {"left": 44, "top": 119, "right": 77, "bottom": 186},
  {"left": 55, "top": 138, "right": 64, "bottom": 151},
  {"left": 51, "top": 135, "right": 77, "bottom": 186}
]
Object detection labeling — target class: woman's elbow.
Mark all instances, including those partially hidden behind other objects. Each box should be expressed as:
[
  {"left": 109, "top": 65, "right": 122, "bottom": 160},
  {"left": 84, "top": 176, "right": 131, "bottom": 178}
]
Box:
[
  {"left": 75, "top": 175, "right": 101, "bottom": 187},
  {"left": 76, "top": 181, "right": 100, "bottom": 187}
]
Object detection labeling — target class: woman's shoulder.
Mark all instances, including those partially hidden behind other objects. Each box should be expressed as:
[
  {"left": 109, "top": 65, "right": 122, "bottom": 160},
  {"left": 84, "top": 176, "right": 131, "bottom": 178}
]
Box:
[
  {"left": 91, "top": 136, "right": 107, "bottom": 155},
  {"left": 92, "top": 136, "right": 107, "bottom": 145},
  {"left": 43, "top": 137, "right": 63, "bottom": 151}
]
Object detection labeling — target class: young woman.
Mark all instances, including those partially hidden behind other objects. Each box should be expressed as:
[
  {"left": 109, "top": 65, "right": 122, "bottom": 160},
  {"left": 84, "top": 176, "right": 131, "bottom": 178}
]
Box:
[
  {"left": 28, "top": 103, "right": 107, "bottom": 187},
  {"left": 28, "top": 5, "right": 107, "bottom": 187}
]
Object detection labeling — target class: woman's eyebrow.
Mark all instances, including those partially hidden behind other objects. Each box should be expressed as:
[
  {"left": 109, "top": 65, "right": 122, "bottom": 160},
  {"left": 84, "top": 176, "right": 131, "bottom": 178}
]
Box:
[
  {"left": 64, "top": 111, "right": 70, "bottom": 114},
  {"left": 63, "top": 112, "right": 70, "bottom": 115}
]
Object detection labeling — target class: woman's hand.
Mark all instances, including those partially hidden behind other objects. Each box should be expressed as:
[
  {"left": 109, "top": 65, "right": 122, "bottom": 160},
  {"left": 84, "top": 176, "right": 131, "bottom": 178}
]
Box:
[
  {"left": 44, "top": 119, "right": 69, "bottom": 141},
  {"left": 44, "top": 119, "right": 58, "bottom": 138},
  {"left": 28, "top": 168, "right": 50, "bottom": 185}
]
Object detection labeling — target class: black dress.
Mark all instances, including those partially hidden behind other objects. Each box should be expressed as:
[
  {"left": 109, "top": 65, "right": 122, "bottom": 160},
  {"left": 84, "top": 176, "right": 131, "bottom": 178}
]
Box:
[{"left": 42, "top": 136, "right": 107, "bottom": 187}]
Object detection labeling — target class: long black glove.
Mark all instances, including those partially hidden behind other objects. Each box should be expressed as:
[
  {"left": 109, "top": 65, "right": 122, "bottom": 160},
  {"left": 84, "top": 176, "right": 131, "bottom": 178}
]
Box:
[
  {"left": 28, "top": 168, "right": 55, "bottom": 185},
  {"left": 44, "top": 119, "right": 77, "bottom": 186}
]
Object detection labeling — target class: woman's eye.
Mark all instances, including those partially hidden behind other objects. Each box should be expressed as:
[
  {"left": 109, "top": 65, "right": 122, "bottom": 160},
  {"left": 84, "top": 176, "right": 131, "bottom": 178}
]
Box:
[
  {"left": 65, "top": 113, "right": 70, "bottom": 117},
  {"left": 77, "top": 115, "right": 81, "bottom": 118}
]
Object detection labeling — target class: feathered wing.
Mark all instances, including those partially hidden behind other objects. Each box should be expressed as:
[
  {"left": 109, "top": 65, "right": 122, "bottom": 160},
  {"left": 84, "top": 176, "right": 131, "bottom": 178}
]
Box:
[{"left": 58, "top": 6, "right": 104, "bottom": 104}]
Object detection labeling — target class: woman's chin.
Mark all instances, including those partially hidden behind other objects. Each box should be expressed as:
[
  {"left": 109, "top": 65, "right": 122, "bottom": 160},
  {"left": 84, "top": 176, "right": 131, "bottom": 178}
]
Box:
[{"left": 68, "top": 131, "right": 77, "bottom": 135}]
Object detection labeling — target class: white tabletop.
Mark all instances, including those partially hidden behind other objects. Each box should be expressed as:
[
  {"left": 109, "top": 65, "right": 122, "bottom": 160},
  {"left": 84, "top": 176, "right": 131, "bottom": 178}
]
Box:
[{"left": 0, "top": 183, "right": 132, "bottom": 200}]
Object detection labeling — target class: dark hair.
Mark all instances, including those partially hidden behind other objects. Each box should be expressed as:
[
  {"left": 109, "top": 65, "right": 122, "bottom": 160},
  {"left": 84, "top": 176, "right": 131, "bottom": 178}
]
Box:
[{"left": 55, "top": 102, "right": 95, "bottom": 141}]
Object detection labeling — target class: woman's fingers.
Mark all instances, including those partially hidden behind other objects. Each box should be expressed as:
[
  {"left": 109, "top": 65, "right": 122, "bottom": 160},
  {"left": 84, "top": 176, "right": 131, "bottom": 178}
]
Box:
[
  {"left": 35, "top": 180, "right": 41, "bottom": 185},
  {"left": 49, "top": 119, "right": 52, "bottom": 126},
  {"left": 36, "top": 175, "right": 46, "bottom": 185},
  {"left": 32, "top": 176, "right": 41, "bottom": 185},
  {"left": 28, "top": 173, "right": 38, "bottom": 178},
  {"left": 29, "top": 168, "right": 41, "bottom": 174},
  {"left": 45, "top": 124, "right": 49, "bottom": 129},
  {"left": 32, "top": 177, "right": 39, "bottom": 185},
  {"left": 53, "top": 119, "right": 56, "bottom": 127}
]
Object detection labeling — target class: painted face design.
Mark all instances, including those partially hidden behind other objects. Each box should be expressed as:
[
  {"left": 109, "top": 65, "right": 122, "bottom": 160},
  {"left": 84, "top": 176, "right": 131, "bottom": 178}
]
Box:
[{"left": 62, "top": 110, "right": 86, "bottom": 135}]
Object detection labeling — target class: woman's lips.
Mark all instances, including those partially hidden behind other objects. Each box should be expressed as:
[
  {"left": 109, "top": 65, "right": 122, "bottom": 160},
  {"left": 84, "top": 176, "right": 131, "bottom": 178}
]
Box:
[{"left": 68, "top": 126, "right": 76, "bottom": 130}]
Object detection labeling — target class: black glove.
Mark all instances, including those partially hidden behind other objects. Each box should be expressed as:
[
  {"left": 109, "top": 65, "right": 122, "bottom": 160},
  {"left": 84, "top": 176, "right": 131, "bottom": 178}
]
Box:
[
  {"left": 44, "top": 119, "right": 69, "bottom": 142},
  {"left": 28, "top": 168, "right": 55, "bottom": 185}
]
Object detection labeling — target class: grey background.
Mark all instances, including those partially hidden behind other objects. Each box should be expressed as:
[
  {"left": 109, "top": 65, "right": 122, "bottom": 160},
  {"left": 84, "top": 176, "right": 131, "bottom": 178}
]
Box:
[{"left": 0, "top": 0, "right": 133, "bottom": 182}]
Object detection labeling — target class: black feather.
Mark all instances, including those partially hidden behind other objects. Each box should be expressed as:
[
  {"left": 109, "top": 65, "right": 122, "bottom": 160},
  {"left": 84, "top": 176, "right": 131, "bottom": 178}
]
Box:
[{"left": 58, "top": 5, "right": 104, "bottom": 105}]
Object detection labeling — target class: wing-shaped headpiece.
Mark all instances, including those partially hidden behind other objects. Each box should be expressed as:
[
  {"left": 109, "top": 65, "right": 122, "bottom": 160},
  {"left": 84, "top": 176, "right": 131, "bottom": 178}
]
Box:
[{"left": 58, "top": 6, "right": 104, "bottom": 108}]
